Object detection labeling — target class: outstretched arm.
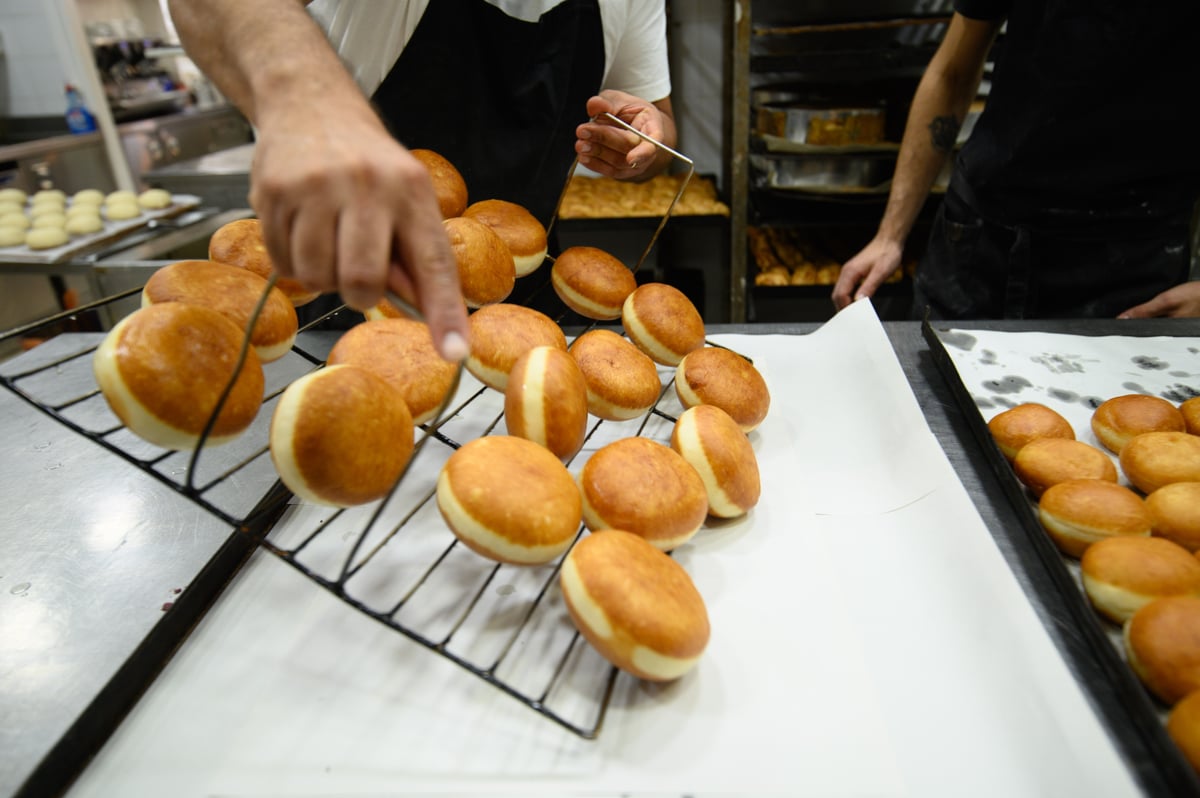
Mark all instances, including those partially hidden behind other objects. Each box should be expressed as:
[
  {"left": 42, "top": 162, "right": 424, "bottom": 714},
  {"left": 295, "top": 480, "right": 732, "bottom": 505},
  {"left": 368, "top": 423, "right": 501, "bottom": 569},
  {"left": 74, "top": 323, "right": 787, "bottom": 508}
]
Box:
[
  {"left": 168, "top": 0, "right": 469, "bottom": 360},
  {"left": 832, "top": 13, "right": 1000, "bottom": 311}
]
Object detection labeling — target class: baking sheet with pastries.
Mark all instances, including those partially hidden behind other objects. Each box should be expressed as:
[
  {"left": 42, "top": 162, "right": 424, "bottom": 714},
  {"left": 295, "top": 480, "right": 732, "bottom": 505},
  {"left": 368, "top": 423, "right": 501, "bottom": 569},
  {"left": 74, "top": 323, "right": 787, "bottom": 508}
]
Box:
[
  {"left": 0, "top": 194, "right": 201, "bottom": 265},
  {"left": 932, "top": 327, "right": 1200, "bottom": 707},
  {"left": 557, "top": 173, "right": 729, "bottom": 219}
]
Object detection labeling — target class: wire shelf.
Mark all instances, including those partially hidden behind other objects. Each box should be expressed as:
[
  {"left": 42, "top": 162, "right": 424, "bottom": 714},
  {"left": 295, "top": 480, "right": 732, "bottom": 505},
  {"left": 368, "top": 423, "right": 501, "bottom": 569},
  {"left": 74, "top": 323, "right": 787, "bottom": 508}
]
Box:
[{"left": 0, "top": 121, "right": 706, "bottom": 739}]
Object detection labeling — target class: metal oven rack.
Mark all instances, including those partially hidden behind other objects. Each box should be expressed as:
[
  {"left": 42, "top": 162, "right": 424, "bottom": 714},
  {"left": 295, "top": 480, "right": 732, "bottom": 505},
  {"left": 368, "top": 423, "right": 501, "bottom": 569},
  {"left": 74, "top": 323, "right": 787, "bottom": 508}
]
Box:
[{"left": 0, "top": 122, "right": 702, "bottom": 742}]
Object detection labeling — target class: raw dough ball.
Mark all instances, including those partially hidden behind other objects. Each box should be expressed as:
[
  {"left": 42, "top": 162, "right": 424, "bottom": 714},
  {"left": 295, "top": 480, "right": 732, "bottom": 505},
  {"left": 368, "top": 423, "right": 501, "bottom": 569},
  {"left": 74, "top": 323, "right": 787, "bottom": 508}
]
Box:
[
  {"left": 65, "top": 213, "right": 104, "bottom": 235},
  {"left": 33, "top": 189, "right": 66, "bottom": 203},
  {"left": 105, "top": 201, "right": 142, "bottom": 221},
  {"left": 32, "top": 213, "right": 66, "bottom": 230},
  {"left": 72, "top": 189, "right": 105, "bottom": 206},
  {"left": 0, "top": 212, "right": 30, "bottom": 230},
  {"left": 0, "top": 188, "right": 27, "bottom": 204},
  {"left": 0, "top": 201, "right": 23, "bottom": 217},
  {"left": 105, "top": 190, "right": 137, "bottom": 205},
  {"left": 25, "top": 227, "right": 69, "bottom": 250},
  {"left": 138, "top": 188, "right": 173, "bottom": 209},
  {"left": 0, "top": 226, "right": 26, "bottom": 247}
]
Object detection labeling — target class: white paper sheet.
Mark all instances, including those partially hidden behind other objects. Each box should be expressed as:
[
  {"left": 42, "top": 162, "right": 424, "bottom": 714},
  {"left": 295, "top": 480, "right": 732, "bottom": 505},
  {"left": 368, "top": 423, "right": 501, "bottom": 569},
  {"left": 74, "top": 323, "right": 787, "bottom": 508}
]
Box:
[{"left": 66, "top": 301, "right": 1140, "bottom": 798}]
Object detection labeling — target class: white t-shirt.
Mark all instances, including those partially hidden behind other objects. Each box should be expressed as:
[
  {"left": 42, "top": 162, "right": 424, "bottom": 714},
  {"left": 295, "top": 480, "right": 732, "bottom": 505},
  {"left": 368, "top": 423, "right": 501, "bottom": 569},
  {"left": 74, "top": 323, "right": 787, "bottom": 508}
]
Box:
[{"left": 307, "top": 0, "right": 671, "bottom": 103}]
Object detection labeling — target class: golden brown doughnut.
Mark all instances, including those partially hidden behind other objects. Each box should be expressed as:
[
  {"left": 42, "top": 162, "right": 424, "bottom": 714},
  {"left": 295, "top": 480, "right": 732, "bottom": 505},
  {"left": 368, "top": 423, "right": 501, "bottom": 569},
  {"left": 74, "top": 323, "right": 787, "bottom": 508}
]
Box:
[
  {"left": 1120, "top": 432, "right": 1200, "bottom": 494},
  {"left": 621, "top": 282, "right": 705, "bottom": 366},
  {"left": 987, "top": 402, "right": 1075, "bottom": 461},
  {"left": 1092, "top": 394, "right": 1185, "bottom": 454},
  {"left": 1012, "top": 437, "right": 1118, "bottom": 497},
  {"left": 561, "top": 529, "right": 710, "bottom": 681},
  {"left": 671, "top": 404, "right": 761, "bottom": 518},
  {"left": 579, "top": 437, "right": 708, "bottom": 551},
  {"left": 1167, "top": 690, "right": 1200, "bottom": 775},
  {"left": 1182, "top": 397, "right": 1200, "bottom": 436},
  {"left": 1037, "top": 479, "right": 1150, "bottom": 558},
  {"left": 142, "top": 259, "right": 298, "bottom": 362},
  {"left": 1125, "top": 596, "right": 1200, "bottom": 705},
  {"left": 1147, "top": 482, "right": 1200, "bottom": 551},
  {"left": 93, "top": 302, "right": 264, "bottom": 450},
  {"left": 444, "top": 216, "right": 515, "bottom": 308},
  {"left": 436, "top": 435, "right": 581, "bottom": 564},
  {"left": 208, "top": 218, "right": 321, "bottom": 307},
  {"left": 465, "top": 303, "right": 566, "bottom": 392},
  {"left": 675, "top": 346, "right": 770, "bottom": 433},
  {"left": 411, "top": 148, "right": 468, "bottom": 218},
  {"left": 550, "top": 246, "right": 637, "bottom": 320},
  {"left": 505, "top": 346, "right": 589, "bottom": 461},
  {"left": 270, "top": 365, "right": 414, "bottom": 507},
  {"left": 326, "top": 318, "right": 458, "bottom": 426},
  {"left": 569, "top": 329, "right": 661, "bottom": 421},
  {"left": 1081, "top": 536, "right": 1200, "bottom": 624},
  {"left": 462, "top": 199, "right": 547, "bottom": 277}
]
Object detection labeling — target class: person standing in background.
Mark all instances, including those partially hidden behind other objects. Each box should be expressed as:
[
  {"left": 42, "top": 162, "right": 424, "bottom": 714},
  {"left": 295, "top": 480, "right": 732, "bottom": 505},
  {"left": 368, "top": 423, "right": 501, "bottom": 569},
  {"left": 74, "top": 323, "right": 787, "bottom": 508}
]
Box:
[
  {"left": 167, "top": 0, "right": 676, "bottom": 358},
  {"left": 832, "top": 2, "right": 1200, "bottom": 320}
]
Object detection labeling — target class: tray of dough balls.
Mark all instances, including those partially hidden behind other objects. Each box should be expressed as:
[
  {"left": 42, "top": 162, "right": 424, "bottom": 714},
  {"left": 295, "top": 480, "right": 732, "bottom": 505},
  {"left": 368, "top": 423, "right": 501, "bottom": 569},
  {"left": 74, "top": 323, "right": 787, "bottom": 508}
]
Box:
[
  {"left": 925, "top": 322, "right": 1200, "bottom": 779},
  {"left": 0, "top": 186, "right": 199, "bottom": 264}
]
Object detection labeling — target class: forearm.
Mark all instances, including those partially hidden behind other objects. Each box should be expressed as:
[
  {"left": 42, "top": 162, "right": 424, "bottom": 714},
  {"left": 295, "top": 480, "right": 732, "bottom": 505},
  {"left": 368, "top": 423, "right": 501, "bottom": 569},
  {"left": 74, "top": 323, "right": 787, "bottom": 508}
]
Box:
[
  {"left": 875, "top": 15, "right": 996, "bottom": 246},
  {"left": 168, "top": 0, "right": 369, "bottom": 128}
]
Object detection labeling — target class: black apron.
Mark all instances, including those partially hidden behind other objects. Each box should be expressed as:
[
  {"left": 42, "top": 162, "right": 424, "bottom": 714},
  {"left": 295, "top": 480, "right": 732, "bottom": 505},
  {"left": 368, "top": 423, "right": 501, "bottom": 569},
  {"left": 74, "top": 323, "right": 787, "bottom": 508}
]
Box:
[
  {"left": 300, "top": 0, "right": 604, "bottom": 327},
  {"left": 912, "top": 174, "right": 1192, "bottom": 320},
  {"left": 371, "top": 0, "right": 605, "bottom": 227}
]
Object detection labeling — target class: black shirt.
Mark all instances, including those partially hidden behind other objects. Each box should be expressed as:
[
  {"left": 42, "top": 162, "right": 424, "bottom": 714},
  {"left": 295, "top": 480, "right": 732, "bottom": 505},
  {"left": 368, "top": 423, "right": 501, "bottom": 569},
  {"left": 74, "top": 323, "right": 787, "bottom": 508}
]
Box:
[{"left": 952, "top": 0, "right": 1200, "bottom": 236}]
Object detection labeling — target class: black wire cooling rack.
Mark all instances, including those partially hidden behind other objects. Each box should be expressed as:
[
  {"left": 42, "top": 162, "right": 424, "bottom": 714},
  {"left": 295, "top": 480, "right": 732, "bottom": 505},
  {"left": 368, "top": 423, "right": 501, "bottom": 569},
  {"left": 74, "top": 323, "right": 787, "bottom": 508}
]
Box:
[{"left": 0, "top": 121, "right": 704, "bottom": 739}]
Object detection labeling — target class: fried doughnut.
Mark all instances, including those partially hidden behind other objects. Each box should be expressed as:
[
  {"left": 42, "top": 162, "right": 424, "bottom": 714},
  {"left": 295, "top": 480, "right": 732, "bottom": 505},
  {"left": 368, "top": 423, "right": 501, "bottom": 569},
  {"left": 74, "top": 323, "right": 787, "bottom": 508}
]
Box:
[
  {"left": 1092, "top": 394, "right": 1185, "bottom": 454},
  {"left": 675, "top": 346, "right": 770, "bottom": 432},
  {"left": 208, "top": 218, "right": 321, "bottom": 307},
  {"left": 1081, "top": 536, "right": 1200, "bottom": 624},
  {"left": 504, "top": 346, "right": 589, "bottom": 461},
  {"left": 621, "top": 282, "right": 705, "bottom": 366},
  {"left": 987, "top": 402, "right": 1075, "bottom": 460},
  {"left": 92, "top": 302, "right": 264, "bottom": 450},
  {"left": 465, "top": 303, "right": 566, "bottom": 392},
  {"left": 411, "top": 148, "right": 468, "bottom": 218},
  {"left": 1146, "top": 482, "right": 1200, "bottom": 551},
  {"left": 437, "top": 435, "right": 581, "bottom": 564},
  {"left": 1120, "top": 432, "right": 1200, "bottom": 494},
  {"left": 561, "top": 529, "right": 710, "bottom": 681},
  {"left": 671, "top": 404, "right": 761, "bottom": 518},
  {"left": 1037, "top": 479, "right": 1151, "bottom": 558},
  {"left": 551, "top": 246, "right": 637, "bottom": 320},
  {"left": 579, "top": 437, "right": 708, "bottom": 551},
  {"left": 1012, "top": 437, "right": 1118, "bottom": 497},
  {"left": 462, "top": 199, "right": 547, "bottom": 277},
  {"left": 444, "top": 216, "right": 515, "bottom": 308},
  {"left": 569, "top": 329, "right": 661, "bottom": 421},
  {"left": 1125, "top": 596, "right": 1200, "bottom": 705}
]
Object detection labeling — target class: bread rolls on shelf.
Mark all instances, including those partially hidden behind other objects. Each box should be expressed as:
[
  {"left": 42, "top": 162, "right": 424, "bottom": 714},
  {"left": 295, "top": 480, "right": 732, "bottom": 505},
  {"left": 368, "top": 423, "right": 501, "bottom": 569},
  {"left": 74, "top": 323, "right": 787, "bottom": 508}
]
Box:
[
  {"left": 671, "top": 404, "right": 761, "bottom": 518},
  {"left": 621, "top": 283, "right": 705, "bottom": 366},
  {"left": 93, "top": 302, "right": 265, "bottom": 450},
  {"left": 560, "top": 529, "right": 710, "bottom": 681},
  {"left": 444, "top": 216, "right": 515, "bottom": 308},
  {"left": 411, "top": 148, "right": 468, "bottom": 218},
  {"left": 504, "top": 346, "right": 589, "bottom": 461},
  {"left": 436, "top": 435, "right": 581, "bottom": 564},
  {"left": 579, "top": 437, "right": 708, "bottom": 551},
  {"left": 142, "top": 259, "right": 298, "bottom": 362},
  {"left": 1125, "top": 596, "right": 1200, "bottom": 705},
  {"left": 569, "top": 329, "right": 660, "bottom": 421},
  {"left": 462, "top": 199, "right": 547, "bottom": 277},
  {"left": 1081, "top": 536, "right": 1200, "bottom": 624},
  {"left": 550, "top": 246, "right": 637, "bottom": 320},
  {"left": 674, "top": 346, "right": 770, "bottom": 433},
  {"left": 270, "top": 365, "right": 414, "bottom": 507},
  {"left": 987, "top": 402, "right": 1075, "bottom": 461},
  {"left": 208, "top": 218, "right": 321, "bottom": 307},
  {"left": 326, "top": 317, "right": 458, "bottom": 426},
  {"left": 465, "top": 303, "right": 566, "bottom": 392},
  {"left": 1092, "top": 394, "right": 1185, "bottom": 454},
  {"left": 1121, "top": 432, "right": 1200, "bottom": 494},
  {"left": 1012, "top": 437, "right": 1118, "bottom": 497}
]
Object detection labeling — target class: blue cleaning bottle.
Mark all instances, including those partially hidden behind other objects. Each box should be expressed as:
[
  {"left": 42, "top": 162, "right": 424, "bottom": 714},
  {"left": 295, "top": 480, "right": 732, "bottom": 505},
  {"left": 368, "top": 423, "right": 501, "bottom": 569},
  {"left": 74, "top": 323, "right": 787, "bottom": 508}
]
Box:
[{"left": 65, "top": 84, "right": 98, "bottom": 134}]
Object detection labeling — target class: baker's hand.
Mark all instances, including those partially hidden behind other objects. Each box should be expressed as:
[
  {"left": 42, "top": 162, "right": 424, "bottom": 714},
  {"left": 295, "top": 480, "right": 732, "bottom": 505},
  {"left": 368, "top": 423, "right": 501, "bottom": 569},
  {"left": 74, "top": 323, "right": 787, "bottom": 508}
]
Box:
[
  {"left": 249, "top": 100, "right": 469, "bottom": 360},
  {"left": 576, "top": 91, "right": 675, "bottom": 180},
  {"left": 832, "top": 237, "right": 904, "bottom": 311},
  {"left": 1118, "top": 281, "right": 1200, "bottom": 319}
]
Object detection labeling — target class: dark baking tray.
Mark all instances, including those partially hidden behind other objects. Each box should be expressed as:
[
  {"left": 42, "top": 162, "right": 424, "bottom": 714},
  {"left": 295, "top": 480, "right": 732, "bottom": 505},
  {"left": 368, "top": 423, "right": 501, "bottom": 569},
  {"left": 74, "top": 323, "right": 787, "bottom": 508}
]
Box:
[{"left": 921, "top": 317, "right": 1200, "bottom": 797}]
